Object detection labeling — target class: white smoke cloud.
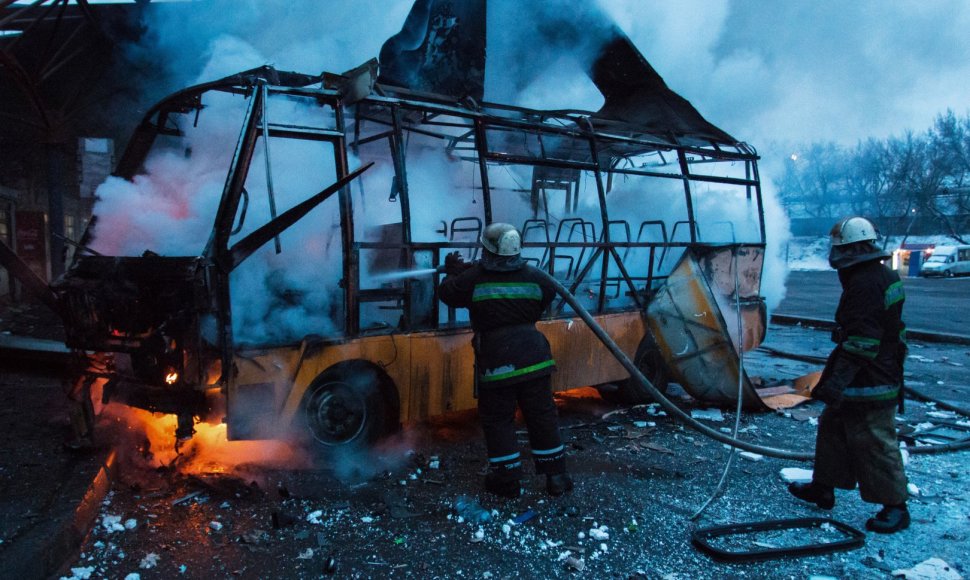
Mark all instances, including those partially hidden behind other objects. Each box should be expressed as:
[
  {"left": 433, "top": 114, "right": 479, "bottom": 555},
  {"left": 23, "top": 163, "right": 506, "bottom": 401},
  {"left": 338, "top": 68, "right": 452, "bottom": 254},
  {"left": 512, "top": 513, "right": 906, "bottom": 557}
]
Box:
[
  {"left": 127, "top": 0, "right": 970, "bottom": 173},
  {"left": 600, "top": 1, "right": 970, "bottom": 148},
  {"left": 135, "top": 0, "right": 414, "bottom": 89},
  {"left": 95, "top": 0, "right": 968, "bottom": 324}
]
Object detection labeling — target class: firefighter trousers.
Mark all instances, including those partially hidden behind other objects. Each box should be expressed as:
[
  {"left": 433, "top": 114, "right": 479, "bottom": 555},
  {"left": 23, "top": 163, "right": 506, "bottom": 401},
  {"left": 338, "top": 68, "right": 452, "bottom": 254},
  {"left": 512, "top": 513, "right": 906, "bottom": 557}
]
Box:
[
  {"left": 477, "top": 375, "right": 566, "bottom": 482},
  {"left": 813, "top": 404, "right": 908, "bottom": 506}
]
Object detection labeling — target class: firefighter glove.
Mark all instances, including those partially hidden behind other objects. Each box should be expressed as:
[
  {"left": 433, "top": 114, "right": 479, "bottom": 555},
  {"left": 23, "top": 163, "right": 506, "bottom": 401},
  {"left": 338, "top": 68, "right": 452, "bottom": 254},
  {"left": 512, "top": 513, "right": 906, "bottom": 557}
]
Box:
[{"left": 444, "top": 251, "right": 470, "bottom": 275}]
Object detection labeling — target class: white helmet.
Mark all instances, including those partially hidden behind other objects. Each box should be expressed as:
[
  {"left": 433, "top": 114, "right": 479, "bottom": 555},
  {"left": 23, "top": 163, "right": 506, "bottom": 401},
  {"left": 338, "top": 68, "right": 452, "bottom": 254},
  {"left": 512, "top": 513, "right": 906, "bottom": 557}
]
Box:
[
  {"left": 480, "top": 222, "right": 522, "bottom": 256},
  {"left": 830, "top": 216, "right": 878, "bottom": 246}
]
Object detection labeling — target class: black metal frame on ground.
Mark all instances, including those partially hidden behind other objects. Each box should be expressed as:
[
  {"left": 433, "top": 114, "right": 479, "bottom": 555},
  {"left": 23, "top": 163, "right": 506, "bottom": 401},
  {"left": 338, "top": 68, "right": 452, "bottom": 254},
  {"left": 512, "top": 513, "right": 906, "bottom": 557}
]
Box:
[{"left": 691, "top": 517, "right": 866, "bottom": 562}]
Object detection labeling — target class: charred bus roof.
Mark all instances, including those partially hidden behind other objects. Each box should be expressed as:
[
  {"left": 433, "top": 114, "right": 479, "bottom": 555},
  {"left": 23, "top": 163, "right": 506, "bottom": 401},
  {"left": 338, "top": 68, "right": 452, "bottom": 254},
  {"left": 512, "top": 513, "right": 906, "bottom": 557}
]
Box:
[{"left": 115, "top": 64, "right": 760, "bottom": 187}]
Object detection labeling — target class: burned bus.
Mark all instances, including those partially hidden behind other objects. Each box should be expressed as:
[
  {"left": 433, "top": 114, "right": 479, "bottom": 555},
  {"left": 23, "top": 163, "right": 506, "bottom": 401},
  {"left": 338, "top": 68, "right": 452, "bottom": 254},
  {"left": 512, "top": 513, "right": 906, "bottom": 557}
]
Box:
[
  {"left": 1, "top": 11, "right": 771, "bottom": 451},
  {"left": 35, "top": 56, "right": 767, "bottom": 451}
]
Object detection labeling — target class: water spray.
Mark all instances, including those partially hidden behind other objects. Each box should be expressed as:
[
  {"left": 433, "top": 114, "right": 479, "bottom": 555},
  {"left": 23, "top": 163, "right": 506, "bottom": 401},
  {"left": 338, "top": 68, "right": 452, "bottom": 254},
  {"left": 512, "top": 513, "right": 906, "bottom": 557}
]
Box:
[{"left": 370, "top": 267, "right": 442, "bottom": 283}]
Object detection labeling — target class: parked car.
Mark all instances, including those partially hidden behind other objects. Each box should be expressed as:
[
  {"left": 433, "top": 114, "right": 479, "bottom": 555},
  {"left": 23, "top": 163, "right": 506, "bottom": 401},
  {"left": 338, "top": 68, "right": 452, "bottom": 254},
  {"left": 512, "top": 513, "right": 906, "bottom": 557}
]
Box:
[{"left": 921, "top": 245, "right": 970, "bottom": 277}]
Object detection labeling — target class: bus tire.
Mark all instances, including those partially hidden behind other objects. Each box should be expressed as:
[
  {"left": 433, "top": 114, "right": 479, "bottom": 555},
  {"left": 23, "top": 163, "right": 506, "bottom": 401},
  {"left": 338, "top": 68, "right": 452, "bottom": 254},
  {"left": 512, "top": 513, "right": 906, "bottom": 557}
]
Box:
[
  {"left": 301, "top": 360, "right": 400, "bottom": 451},
  {"left": 600, "top": 333, "right": 670, "bottom": 404}
]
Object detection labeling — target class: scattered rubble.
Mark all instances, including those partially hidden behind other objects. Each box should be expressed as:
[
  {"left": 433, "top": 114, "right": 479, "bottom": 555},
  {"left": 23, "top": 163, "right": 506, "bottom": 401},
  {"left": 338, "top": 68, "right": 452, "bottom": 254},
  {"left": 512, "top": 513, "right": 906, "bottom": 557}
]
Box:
[
  {"left": 892, "top": 557, "right": 964, "bottom": 580},
  {"left": 691, "top": 409, "right": 725, "bottom": 422},
  {"left": 138, "top": 553, "right": 159, "bottom": 570},
  {"left": 56, "top": 327, "right": 970, "bottom": 578},
  {"left": 779, "top": 467, "right": 814, "bottom": 484}
]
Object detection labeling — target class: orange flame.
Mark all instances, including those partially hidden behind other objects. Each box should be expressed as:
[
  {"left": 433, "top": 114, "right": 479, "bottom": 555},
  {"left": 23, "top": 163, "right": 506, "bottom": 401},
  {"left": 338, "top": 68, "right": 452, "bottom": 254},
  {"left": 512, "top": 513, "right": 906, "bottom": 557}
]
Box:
[
  {"left": 103, "top": 403, "right": 310, "bottom": 474},
  {"left": 164, "top": 371, "right": 179, "bottom": 385}
]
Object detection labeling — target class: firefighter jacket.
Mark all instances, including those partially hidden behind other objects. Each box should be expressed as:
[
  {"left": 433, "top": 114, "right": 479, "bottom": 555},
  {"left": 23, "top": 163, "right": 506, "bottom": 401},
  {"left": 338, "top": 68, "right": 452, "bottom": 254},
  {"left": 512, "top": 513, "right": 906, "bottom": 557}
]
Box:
[
  {"left": 439, "top": 262, "right": 557, "bottom": 388},
  {"left": 816, "top": 259, "right": 906, "bottom": 409}
]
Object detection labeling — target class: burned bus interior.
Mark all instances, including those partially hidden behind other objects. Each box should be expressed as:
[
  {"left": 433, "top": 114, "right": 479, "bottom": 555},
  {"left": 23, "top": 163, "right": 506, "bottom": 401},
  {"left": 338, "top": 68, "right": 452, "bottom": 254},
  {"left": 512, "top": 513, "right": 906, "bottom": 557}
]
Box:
[{"left": 119, "top": 70, "right": 759, "bottom": 318}]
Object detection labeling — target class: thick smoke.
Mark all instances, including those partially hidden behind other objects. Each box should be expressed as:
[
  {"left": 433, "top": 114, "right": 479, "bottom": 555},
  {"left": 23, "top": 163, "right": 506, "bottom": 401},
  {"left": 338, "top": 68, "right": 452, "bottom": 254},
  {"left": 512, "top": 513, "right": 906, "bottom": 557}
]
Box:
[
  {"left": 598, "top": 0, "right": 969, "bottom": 305},
  {"left": 598, "top": 1, "right": 970, "bottom": 147},
  {"left": 93, "top": 0, "right": 795, "bottom": 343},
  {"left": 101, "top": 1, "right": 968, "bottom": 315},
  {"left": 483, "top": 1, "right": 792, "bottom": 309}
]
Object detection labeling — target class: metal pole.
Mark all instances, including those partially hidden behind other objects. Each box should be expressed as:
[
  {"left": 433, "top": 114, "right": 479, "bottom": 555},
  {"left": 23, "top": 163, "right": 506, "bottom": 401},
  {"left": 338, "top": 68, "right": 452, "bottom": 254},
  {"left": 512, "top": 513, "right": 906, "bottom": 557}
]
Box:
[
  {"left": 260, "top": 83, "right": 282, "bottom": 253},
  {"left": 677, "top": 150, "right": 697, "bottom": 242}
]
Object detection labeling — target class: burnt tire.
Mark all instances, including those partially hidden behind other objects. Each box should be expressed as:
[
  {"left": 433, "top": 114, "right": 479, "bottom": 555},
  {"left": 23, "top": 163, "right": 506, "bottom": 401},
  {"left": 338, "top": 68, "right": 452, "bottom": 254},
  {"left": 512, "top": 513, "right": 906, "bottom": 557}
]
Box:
[
  {"left": 600, "top": 333, "right": 670, "bottom": 405},
  {"left": 302, "top": 360, "right": 399, "bottom": 450}
]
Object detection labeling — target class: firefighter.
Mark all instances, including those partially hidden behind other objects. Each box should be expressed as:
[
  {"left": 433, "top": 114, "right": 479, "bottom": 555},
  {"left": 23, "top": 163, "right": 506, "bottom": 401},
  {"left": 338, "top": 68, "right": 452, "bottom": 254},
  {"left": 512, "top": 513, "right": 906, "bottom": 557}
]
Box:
[
  {"left": 439, "top": 223, "right": 573, "bottom": 498},
  {"left": 788, "top": 216, "right": 910, "bottom": 534}
]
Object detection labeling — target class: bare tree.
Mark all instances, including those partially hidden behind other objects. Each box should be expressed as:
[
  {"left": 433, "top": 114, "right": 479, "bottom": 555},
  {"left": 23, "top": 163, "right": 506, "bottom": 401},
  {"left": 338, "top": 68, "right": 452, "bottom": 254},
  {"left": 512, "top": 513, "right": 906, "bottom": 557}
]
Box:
[
  {"left": 845, "top": 139, "right": 904, "bottom": 217},
  {"left": 779, "top": 110, "right": 970, "bottom": 241},
  {"left": 885, "top": 130, "right": 962, "bottom": 242},
  {"left": 776, "top": 142, "right": 849, "bottom": 218},
  {"left": 928, "top": 110, "right": 970, "bottom": 242}
]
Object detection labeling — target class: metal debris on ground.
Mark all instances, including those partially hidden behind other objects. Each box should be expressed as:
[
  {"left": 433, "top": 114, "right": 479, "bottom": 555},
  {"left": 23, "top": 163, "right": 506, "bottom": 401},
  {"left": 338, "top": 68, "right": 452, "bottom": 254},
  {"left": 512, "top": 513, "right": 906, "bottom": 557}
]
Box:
[
  {"left": 779, "top": 467, "right": 814, "bottom": 484},
  {"left": 891, "top": 557, "right": 964, "bottom": 580},
  {"left": 691, "top": 409, "right": 725, "bottom": 422},
  {"left": 788, "top": 408, "right": 821, "bottom": 422},
  {"left": 691, "top": 517, "right": 865, "bottom": 562},
  {"left": 240, "top": 529, "right": 270, "bottom": 545},
  {"left": 642, "top": 442, "right": 675, "bottom": 455},
  {"left": 171, "top": 491, "right": 203, "bottom": 506},
  {"left": 564, "top": 555, "right": 585, "bottom": 571}
]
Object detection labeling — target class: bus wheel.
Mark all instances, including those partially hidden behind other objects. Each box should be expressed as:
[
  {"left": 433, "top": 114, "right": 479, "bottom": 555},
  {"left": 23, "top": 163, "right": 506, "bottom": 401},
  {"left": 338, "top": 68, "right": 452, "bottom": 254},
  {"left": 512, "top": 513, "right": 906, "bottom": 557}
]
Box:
[
  {"left": 302, "top": 361, "right": 399, "bottom": 449},
  {"left": 600, "top": 334, "right": 670, "bottom": 404}
]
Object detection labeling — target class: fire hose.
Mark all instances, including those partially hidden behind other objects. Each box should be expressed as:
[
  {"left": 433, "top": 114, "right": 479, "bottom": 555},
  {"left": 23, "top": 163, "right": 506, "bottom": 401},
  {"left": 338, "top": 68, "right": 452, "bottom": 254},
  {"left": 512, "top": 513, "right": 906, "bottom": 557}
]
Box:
[{"left": 533, "top": 269, "right": 970, "bottom": 459}]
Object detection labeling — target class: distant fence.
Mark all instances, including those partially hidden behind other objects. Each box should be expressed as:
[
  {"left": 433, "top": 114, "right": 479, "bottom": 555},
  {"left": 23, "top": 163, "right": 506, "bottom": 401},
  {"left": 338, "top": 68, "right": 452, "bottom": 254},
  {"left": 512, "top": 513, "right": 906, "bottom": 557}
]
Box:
[{"left": 790, "top": 215, "right": 970, "bottom": 237}]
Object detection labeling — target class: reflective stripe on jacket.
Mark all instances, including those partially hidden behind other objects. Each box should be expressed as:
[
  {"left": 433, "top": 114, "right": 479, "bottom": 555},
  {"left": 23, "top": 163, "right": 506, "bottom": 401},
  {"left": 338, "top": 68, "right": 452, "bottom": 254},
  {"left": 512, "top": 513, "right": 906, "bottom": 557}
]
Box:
[
  {"left": 439, "top": 263, "right": 557, "bottom": 388},
  {"left": 821, "top": 259, "right": 906, "bottom": 408}
]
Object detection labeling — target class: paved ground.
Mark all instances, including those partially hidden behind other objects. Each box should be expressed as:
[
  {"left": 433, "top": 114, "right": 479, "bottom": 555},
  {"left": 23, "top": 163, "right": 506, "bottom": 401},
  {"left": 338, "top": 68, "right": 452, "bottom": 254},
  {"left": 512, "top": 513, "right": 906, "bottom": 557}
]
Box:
[
  {"left": 778, "top": 271, "right": 970, "bottom": 337},
  {"left": 0, "top": 366, "right": 114, "bottom": 579},
  {"left": 1, "top": 277, "right": 969, "bottom": 579},
  {"left": 40, "top": 325, "right": 970, "bottom": 579},
  {"left": 56, "top": 394, "right": 970, "bottom": 579}
]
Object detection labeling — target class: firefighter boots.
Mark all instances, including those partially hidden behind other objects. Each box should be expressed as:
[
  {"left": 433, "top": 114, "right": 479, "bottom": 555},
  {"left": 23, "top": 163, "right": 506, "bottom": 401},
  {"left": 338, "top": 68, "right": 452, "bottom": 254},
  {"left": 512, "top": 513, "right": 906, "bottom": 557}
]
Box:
[
  {"left": 865, "top": 504, "right": 910, "bottom": 534},
  {"left": 787, "top": 481, "right": 835, "bottom": 509},
  {"left": 546, "top": 472, "right": 574, "bottom": 496}
]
